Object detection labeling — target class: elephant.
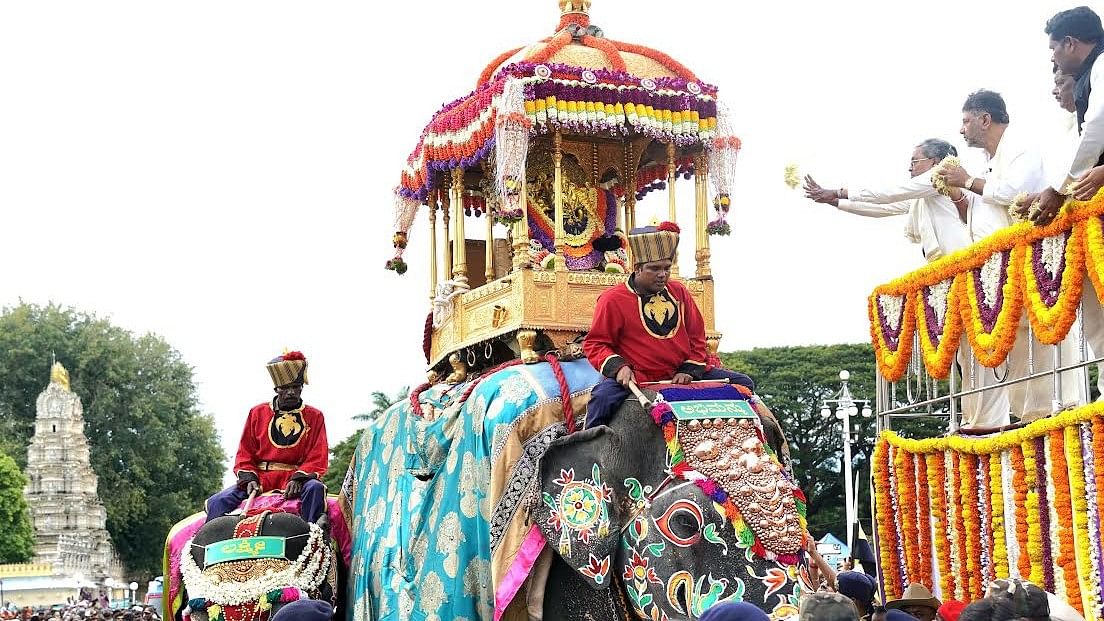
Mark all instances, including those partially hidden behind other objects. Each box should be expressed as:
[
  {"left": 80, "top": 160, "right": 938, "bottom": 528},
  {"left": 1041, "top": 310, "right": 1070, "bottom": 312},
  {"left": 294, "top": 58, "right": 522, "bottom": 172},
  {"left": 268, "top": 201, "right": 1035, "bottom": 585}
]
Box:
[
  {"left": 175, "top": 511, "right": 340, "bottom": 621},
  {"left": 532, "top": 387, "right": 812, "bottom": 621}
]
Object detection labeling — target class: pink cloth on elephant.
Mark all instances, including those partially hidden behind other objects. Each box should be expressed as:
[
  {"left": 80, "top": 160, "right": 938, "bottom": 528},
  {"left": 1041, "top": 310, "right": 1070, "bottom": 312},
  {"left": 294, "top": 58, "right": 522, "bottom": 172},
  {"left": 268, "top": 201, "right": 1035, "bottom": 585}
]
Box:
[{"left": 164, "top": 493, "right": 351, "bottom": 620}]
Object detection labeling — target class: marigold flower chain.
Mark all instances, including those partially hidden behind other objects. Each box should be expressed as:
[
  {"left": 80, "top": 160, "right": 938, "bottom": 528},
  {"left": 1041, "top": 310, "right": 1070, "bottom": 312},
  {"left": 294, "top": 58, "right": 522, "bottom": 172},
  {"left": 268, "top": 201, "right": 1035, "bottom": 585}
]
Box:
[
  {"left": 988, "top": 452, "right": 1009, "bottom": 581},
  {"left": 926, "top": 452, "right": 954, "bottom": 598},
  {"left": 895, "top": 449, "right": 919, "bottom": 582},
  {"left": 916, "top": 454, "right": 932, "bottom": 589},
  {"left": 951, "top": 452, "right": 971, "bottom": 600},
  {"left": 1048, "top": 429, "right": 1080, "bottom": 606},
  {"left": 1064, "top": 425, "right": 1092, "bottom": 617},
  {"left": 874, "top": 439, "right": 901, "bottom": 600},
  {"left": 1011, "top": 445, "right": 1031, "bottom": 580},
  {"left": 1036, "top": 436, "right": 1055, "bottom": 592},
  {"left": 870, "top": 193, "right": 1104, "bottom": 374}
]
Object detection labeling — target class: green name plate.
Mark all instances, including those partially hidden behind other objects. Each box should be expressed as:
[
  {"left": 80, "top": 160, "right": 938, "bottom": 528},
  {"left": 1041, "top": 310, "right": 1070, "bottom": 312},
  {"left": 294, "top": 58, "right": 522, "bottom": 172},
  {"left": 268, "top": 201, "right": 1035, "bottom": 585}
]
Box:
[
  {"left": 669, "top": 400, "right": 757, "bottom": 420},
  {"left": 204, "top": 536, "right": 287, "bottom": 566}
]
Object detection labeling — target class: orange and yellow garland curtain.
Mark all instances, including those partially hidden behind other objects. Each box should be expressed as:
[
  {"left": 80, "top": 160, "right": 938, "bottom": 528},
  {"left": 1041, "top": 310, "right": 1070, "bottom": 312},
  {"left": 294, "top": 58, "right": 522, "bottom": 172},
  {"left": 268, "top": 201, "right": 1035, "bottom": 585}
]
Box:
[
  {"left": 870, "top": 193, "right": 1104, "bottom": 382},
  {"left": 873, "top": 404, "right": 1104, "bottom": 618}
]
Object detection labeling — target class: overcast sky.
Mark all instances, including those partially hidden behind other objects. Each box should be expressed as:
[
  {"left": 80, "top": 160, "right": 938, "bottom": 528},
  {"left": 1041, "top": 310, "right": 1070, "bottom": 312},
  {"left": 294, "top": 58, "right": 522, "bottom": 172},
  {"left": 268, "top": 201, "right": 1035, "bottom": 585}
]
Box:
[{"left": 0, "top": 0, "right": 1082, "bottom": 478}]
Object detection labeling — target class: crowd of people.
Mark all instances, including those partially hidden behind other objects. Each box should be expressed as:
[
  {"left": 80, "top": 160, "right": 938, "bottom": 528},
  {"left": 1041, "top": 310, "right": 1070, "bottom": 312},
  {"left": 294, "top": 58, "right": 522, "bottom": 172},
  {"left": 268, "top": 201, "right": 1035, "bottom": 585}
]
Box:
[
  {"left": 804, "top": 6, "right": 1104, "bottom": 430},
  {"left": 693, "top": 576, "right": 1083, "bottom": 621},
  {"left": 0, "top": 602, "right": 159, "bottom": 621}
]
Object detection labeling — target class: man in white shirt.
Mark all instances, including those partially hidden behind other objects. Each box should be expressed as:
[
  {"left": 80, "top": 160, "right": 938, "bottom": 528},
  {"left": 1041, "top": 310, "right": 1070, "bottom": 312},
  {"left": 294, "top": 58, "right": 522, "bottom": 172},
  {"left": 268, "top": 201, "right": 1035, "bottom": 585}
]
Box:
[
  {"left": 937, "top": 90, "right": 1086, "bottom": 419},
  {"left": 1028, "top": 6, "right": 1104, "bottom": 225},
  {"left": 803, "top": 139, "right": 971, "bottom": 262},
  {"left": 804, "top": 139, "right": 1009, "bottom": 427}
]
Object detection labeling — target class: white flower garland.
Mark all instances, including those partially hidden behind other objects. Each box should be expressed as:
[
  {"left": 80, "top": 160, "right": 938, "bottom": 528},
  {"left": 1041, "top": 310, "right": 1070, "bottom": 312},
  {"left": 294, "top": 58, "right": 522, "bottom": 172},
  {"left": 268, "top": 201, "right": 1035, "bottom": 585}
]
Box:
[
  {"left": 980, "top": 252, "right": 1004, "bottom": 309},
  {"left": 926, "top": 279, "right": 952, "bottom": 329},
  {"left": 878, "top": 294, "right": 904, "bottom": 332},
  {"left": 1040, "top": 233, "right": 1066, "bottom": 280},
  {"left": 181, "top": 523, "right": 331, "bottom": 606}
]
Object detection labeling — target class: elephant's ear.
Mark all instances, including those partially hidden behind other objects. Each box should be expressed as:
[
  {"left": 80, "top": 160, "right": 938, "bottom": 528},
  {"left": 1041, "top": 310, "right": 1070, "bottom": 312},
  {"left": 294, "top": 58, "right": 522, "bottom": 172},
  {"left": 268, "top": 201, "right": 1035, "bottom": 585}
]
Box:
[{"left": 533, "top": 426, "right": 622, "bottom": 590}]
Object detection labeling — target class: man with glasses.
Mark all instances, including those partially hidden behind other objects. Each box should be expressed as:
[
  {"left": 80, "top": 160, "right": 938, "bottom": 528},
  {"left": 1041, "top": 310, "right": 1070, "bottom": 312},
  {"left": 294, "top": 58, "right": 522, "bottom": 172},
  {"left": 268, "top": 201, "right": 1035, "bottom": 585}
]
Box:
[
  {"left": 804, "top": 140, "right": 1011, "bottom": 427},
  {"left": 1026, "top": 6, "right": 1104, "bottom": 224},
  {"left": 803, "top": 139, "right": 971, "bottom": 263}
]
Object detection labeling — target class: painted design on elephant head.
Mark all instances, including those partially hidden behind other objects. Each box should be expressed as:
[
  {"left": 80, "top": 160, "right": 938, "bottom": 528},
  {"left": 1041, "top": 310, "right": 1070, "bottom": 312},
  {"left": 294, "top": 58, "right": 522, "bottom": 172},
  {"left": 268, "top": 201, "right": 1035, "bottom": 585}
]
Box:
[
  {"left": 542, "top": 463, "right": 613, "bottom": 556},
  {"left": 656, "top": 570, "right": 745, "bottom": 618},
  {"left": 578, "top": 554, "right": 611, "bottom": 585}
]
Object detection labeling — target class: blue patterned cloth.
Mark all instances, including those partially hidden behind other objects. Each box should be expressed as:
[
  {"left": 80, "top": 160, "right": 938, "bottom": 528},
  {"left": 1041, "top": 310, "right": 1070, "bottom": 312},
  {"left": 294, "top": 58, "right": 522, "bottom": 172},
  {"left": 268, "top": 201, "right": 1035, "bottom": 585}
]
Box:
[{"left": 346, "top": 359, "right": 601, "bottom": 621}]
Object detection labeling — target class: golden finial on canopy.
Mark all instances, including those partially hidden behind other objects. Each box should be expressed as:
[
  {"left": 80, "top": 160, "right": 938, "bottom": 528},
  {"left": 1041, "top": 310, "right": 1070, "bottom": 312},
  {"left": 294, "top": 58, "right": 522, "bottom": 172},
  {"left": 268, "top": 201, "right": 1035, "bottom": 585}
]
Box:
[
  {"left": 558, "top": 0, "right": 591, "bottom": 16},
  {"left": 50, "top": 361, "right": 71, "bottom": 392}
]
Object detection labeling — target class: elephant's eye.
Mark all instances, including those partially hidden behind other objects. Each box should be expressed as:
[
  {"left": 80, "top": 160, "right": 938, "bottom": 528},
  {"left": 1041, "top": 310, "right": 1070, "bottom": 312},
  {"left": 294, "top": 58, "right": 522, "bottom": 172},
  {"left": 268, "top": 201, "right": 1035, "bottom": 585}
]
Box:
[{"left": 654, "top": 500, "right": 704, "bottom": 547}]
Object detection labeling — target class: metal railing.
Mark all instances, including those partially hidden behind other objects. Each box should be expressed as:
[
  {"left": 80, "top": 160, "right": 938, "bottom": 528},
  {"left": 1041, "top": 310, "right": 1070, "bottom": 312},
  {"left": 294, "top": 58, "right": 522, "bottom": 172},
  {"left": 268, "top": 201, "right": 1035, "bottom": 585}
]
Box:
[{"left": 876, "top": 298, "right": 1101, "bottom": 434}]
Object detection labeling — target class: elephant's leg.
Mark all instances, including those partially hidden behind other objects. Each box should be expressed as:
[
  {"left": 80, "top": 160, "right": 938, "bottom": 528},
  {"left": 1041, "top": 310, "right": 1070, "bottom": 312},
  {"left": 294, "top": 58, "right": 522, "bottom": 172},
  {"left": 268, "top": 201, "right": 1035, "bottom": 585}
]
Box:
[{"left": 543, "top": 555, "right": 626, "bottom": 621}]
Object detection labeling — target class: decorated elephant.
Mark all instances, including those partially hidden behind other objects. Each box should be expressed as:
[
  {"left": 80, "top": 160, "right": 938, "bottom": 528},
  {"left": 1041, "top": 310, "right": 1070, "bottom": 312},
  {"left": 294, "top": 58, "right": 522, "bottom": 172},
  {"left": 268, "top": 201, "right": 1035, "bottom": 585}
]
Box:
[
  {"left": 343, "top": 359, "right": 811, "bottom": 621},
  {"left": 162, "top": 495, "right": 352, "bottom": 621},
  {"left": 532, "top": 382, "right": 811, "bottom": 620}
]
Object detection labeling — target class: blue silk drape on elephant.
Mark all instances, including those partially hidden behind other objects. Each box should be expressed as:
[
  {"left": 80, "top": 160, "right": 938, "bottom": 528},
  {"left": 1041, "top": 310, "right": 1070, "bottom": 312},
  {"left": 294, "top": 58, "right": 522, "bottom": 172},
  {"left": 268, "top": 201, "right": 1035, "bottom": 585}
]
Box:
[{"left": 342, "top": 360, "right": 601, "bottom": 621}]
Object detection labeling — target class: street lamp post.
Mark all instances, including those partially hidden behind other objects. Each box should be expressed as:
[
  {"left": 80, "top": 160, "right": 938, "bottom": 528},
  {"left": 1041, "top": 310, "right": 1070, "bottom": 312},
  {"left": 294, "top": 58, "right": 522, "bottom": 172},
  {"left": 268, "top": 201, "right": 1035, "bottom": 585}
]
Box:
[
  {"left": 819, "top": 369, "right": 872, "bottom": 552},
  {"left": 129, "top": 582, "right": 138, "bottom": 608},
  {"left": 104, "top": 577, "right": 115, "bottom": 608}
]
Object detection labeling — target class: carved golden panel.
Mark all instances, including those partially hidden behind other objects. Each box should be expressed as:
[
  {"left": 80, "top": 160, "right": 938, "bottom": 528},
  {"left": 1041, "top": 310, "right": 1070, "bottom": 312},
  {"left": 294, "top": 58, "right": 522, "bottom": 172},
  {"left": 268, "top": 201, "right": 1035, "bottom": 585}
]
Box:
[{"left": 429, "top": 271, "right": 718, "bottom": 369}]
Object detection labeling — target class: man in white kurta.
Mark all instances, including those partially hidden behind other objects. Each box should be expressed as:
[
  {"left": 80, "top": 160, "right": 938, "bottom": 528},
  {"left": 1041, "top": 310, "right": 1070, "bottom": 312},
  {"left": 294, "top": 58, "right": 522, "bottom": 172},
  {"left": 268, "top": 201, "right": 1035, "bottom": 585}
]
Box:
[
  {"left": 804, "top": 139, "right": 1010, "bottom": 428},
  {"left": 938, "top": 89, "right": 1087, "bottom": 422}
]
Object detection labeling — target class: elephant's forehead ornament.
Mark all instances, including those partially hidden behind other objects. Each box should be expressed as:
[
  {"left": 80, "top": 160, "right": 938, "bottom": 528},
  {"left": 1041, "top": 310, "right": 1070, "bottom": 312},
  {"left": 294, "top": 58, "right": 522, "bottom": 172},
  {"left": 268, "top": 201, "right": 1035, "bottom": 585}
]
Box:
[
  {"left": 649, "top": 395, "right": 808, "bottom": 563},
  {"left": 180, "top": 512, "right": 333, "bottom": 615},
  {"left": 679, "top": 418, "right": 804, "bottom": 555}
]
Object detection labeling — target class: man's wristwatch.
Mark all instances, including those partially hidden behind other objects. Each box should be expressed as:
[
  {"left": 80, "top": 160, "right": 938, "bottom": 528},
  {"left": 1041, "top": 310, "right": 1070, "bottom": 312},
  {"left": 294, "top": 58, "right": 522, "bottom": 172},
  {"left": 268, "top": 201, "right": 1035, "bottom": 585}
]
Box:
[{"left": 966, "top": 177, "right": 978, "bottom": 192}]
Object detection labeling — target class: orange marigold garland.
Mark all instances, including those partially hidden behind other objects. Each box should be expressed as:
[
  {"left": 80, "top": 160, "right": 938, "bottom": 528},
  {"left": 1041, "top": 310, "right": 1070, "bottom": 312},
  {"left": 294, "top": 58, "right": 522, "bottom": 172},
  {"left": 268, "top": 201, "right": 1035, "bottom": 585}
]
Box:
[
  {"left": 927, "top": 452, "right": 955, "bottom": 598},
  {"left": 895, "top": 449, "right": 919, "bottom": 582},
  {"left": 874, "top": 437, "right": 901, "bottom": 600},
  {"left": 1022, "top": 224, "right": 1085, "bottom": 344},
  {"left": 1049, "top": 429, "right": 1078, "bottom": 603},
  {"left": 987, "top": 453, "right": 1009, "bottom": 582},
  {"left": 1064, "top": 425, "right": 1091, "bottom": 616},
  {"left": 951, "top": 452, "right": 970, "bottom": 600},
  {"left": 868, "top": 192, "right": 1104, "bottom": 376},
  {"left": 916, "top": 453, "right": 933, "bottom": 588},
  {"left": 1023, "top": 439, "right": 1045, "bottom": 586},
  {"left": 915, "top": 276, "right": 963, "bottom": 379},
  {"left": 960, "top": 453, "right": 981, "bottom": 600},
  {"left": 1011, "top": 445, "right": 1031, "bottom": 580},
  {"left": 1084, "top": 215, "right": 1104, "bottom": 303},
  {"left": 870, "top": 291, "right": 916, "bottom": 382},
  {"left": 960, "top": 244, "right": 1026, "bottom": 368}
]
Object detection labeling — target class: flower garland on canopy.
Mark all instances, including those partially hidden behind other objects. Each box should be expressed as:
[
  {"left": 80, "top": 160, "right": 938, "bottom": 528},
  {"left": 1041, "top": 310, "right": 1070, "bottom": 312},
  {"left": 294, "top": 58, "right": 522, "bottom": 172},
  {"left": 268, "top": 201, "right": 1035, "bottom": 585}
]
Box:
[
  {"left": 869, "top": 192, "right": 1104, "bottom": 373},
  {"left": 388, "top": 60, "right": 736, "bottom": 273},
  {"left": 873, "top": 404, "right": 1104, "bottom": 605}
]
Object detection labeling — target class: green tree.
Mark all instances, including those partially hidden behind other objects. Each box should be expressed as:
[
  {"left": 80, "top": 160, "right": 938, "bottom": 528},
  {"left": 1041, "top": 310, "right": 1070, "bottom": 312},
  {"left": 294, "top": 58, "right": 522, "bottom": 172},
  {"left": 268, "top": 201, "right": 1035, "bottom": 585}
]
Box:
[
  {"left": 0, "top": 453, "right": 34, "bottom": 563},
  {"left": 722, "top": 344, "right": 879, "bottom": 539},
  {"left": 0, "top": 303, "right": 225, "bottom": 579},
  {"left": 323, "top": 387, "right": 408, "bottom": 490}
]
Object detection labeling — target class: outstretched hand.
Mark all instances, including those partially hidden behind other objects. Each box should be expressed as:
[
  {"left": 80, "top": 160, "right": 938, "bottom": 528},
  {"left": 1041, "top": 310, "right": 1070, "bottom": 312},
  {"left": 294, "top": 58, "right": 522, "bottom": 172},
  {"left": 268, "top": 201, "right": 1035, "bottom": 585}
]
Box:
[
  {"left": 935, "top": 163, "right": 969, "bottom": 189},
  {"left": 803, "top": 175, "right": 839, "bottom": 206}
]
